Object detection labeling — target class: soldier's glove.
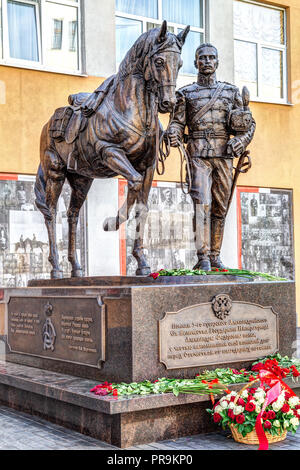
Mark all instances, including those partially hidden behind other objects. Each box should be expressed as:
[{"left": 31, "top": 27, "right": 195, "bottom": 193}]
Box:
[
  {"left": 227, "top": 137, "right": 244, "bottom": 158},
  {"left": 165, "top": 129, "right": 181, "bottom": 148}
]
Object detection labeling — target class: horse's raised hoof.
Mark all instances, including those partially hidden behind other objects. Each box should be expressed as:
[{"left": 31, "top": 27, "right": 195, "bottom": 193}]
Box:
[
  {"left": 103, "top": 217, "right": 119, "bottom": 232},
  {"left": 71, "top": 269, "right": 83, "bottom": 278},
  {"left": 51, "top": 269, "right": 63, "bottom": 279},
  {"left": 136, "top": 266, "right": 151, "bottom": 276}
]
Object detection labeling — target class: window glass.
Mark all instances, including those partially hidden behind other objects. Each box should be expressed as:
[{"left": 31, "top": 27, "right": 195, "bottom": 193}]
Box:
[
  {"left": 44, "top": 1, "right": 78, "bottom": 71},
  {"left": 116, "top": 16, "right": 142, "bottom": 64},
  {"left": 116, "top": 0, "right": 158, "bottom": 19},
  {"left": 234, "top": 1, "right": 284, "bottom": 45},
  {"left": 234, "top": 40, "right": 258, "bottom": 98},
  {"left": 7, "top": 0, "right": 39, "bottom": 61},
  {"left": 52, "top": 19, "right": 63, "bottom": 50},
  {"left": 261, "top": 48, "right": 283, "bottom": 100},
  {"left": 147, "top": 22, "right": 174, "bottom": 33},
  {"left": 180, "top": 29, "right": 203, "bottom": 75},
  {"left": 163, "top": 0, "right": 203, "bottom": 28}
]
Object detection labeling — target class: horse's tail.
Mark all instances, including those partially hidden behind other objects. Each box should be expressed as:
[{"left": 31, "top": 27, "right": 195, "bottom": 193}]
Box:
[{"left": 35, "top": 164, "right": 51, "bottom": 220}]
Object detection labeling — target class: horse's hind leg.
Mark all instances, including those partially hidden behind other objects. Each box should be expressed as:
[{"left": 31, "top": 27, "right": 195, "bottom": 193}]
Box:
[
  {"left": 66, "top": 173, "right": 93, "bottom": 277},
  {"left": 43, "top": 152, "right": 66, "bottom": 279},
  {"left": 133, "top": 164, "right": 155, "bottom": 276}
]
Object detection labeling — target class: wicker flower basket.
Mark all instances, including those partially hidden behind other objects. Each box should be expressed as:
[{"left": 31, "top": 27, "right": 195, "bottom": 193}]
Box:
[
  {"left": 230, "top": 379, "right": 287, "bottom": 445},
  {"left": 231, "top": 424, "right": 287, "bottom": 445}
]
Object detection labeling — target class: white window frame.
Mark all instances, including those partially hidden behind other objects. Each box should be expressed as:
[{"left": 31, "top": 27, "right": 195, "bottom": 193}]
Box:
[
  {"left": 115, "top": 0, "right": 205, "bottom": 77},
  {"left": 0, "top": 0, "right": 83, "bottom": 76},
  {"left": 234, "top": 0, "right": 288, "bottom": 105}
]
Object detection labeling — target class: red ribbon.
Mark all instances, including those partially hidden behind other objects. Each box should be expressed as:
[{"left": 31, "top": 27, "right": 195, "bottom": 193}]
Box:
[{"left": 255, "top": 370, "right": 296, "bottom": 450}]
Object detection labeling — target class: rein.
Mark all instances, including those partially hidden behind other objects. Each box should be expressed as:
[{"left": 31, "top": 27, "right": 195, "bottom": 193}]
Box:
[{"left": 156, "top": 112, "right": 192, "bottom": 195}]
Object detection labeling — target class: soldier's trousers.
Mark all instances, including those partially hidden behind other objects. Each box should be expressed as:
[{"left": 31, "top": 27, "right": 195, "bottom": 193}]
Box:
[{"left": 189, "top": 157, "right": 233, "bottom": 258}]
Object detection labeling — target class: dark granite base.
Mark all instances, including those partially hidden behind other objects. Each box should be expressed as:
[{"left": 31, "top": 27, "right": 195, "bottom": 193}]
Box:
[
  {"left": 28, "top": 274, "right": 251, "bottom": 287},
  {"left": 4, "top": 278, "right": 296, "bottom": 382},
  {"left": 0, "top": 360, "right": 298, "bottom": 448}
]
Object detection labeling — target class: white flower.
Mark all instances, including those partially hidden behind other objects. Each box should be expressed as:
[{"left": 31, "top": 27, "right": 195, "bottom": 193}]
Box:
[
  {"left": 290, "top": 417, "right": 299, "bottom": 427},
  {"left": 283, "top": 420, "right": 290, "bottom": 429},
  {"left": 241, "top": 390, "right": 249, "bottom": 399},
  {"left": 297, "top": 410, "right": 300, "bottom": 417},
  {"left": 228, "top": 402, "right": 235, "bottom": 410},
  {"left": 273, "top": 420, "right": 281, "bottom": 428},
  {"left": 287, "top": 410, "right": 294, "bottom": 417},
  {"left": 289, "top": 397, "right": 300, "bottom": 408},
  {"left": 233, "top": 405, "right": 244, "bottom": 416},
  {"left": 255, "top": 404, "right": 261, "bottom": 414},
  {"left": 272, "top": 399, "right": 284, "bottom": 412},
  {"left": 220, "top": 400, "right": 229, "bottom": 409},
  {"left": 214, "top": 405, "right": 223, "bottom": 414}
]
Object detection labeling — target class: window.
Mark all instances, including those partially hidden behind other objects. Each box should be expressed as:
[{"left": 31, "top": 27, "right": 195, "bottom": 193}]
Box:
[
  {"left": 116, "top": 0, "right": 205, "bottom": 75},
  {"left": 0, "top": 0, "right": 80, "bottom": 74},
  {"left": 52, "top": 19, "right": 63, "bottom": 50},
  {"left": 233, "top": 0, "right": 287, "bottom": 103}
]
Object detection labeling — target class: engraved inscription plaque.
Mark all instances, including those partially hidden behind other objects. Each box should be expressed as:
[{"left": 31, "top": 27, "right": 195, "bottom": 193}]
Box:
[
  {"left": 7, "top": 296, "right": 105, "bottom": 369},
  {"left": 159, "top": 297, "right": 279, "bottom": 369}
]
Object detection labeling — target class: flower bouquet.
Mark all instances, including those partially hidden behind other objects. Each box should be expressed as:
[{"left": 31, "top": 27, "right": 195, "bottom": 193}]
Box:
[{"left": 207, "top": 379, "right": 300, "bottom": 448}]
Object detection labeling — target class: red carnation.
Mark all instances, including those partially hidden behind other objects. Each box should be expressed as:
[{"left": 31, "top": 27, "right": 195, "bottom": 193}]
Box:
[
  {"left": 295, "top": 405, "right": 300, "bottom": 410},
  {"left": 95, "top": 389, "right": 108, "bottom": 396},
  {"left": 237, "top": 398, "right": 245, "bottom": 406},
  {"left": 245, "top": 401, "right": 256, "bottom": 412},
  {"left": 292, "top": 368, "right": 300, "bottom": 377},
  {"left": 228, "top": 409, "right": 235, "bottom": 420},
  {"left": 150, "top": 272, "right": 160, "bottom": 280},
  {"left": 262, "top": 411, "right": 268, "bottom": 420},
  {"left": 236, "top": 414, "right": 246, "bottom": 424},
  {"left": 264, "top": 420, "right": 272, "bottom": 430},
  {"left": 213, "top": 413, "right": 222, "bottom": 423},
  {"left": 267, "top": 410, "right": 276, "bottom": 420},
  {"left": 112, "top": 389, "right": 118, "bottom": 396},
  {"left": 252, "top": 362, "right": 264, "bottom": 372}
]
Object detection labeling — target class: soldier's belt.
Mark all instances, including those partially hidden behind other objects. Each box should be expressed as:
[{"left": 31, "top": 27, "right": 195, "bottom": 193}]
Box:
[{"left": 189, "top": 130, "right": 228, "bottom": 139}]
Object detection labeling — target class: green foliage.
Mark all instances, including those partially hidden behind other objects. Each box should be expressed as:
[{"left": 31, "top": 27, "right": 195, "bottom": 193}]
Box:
[{"left": 152, "top": 268, "right": 287, "bottom": 281}]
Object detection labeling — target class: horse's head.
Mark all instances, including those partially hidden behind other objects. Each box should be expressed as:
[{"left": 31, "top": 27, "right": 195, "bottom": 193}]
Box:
[{"left": 144, "top": 21, "right": 190, "bottom": 113}]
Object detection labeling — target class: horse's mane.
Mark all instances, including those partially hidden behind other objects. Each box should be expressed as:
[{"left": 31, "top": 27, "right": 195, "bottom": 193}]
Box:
[{"left": 117, "top": 28, "right": 182, "bottom": 80}]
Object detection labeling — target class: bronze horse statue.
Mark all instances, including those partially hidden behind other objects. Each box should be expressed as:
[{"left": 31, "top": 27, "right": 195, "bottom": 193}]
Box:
[{"left": 35, "top": 21, "right": 190, "bottom": 279}]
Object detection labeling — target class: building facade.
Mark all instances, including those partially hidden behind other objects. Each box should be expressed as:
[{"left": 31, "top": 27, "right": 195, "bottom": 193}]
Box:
[{"left": 0, "top": 0, "right": 298, "bottom": 318}]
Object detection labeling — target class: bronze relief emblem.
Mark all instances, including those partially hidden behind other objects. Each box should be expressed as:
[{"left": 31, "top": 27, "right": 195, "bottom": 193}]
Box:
[
  {"left": 211, "top": 294, "right": 232, "bottom": 320},
  {"left": 42, "top": 302, "right": 56, "bottom": 351}
]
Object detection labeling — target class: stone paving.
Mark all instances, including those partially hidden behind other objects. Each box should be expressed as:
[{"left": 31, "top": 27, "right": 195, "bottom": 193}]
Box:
[{"left": 0, "top": 404, "right": 299, "bottom": 450}]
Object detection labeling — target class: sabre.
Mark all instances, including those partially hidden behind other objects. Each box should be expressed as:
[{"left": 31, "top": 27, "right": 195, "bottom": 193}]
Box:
[{"left": 227, "top": 87, "right": 252, "bottom": 213}]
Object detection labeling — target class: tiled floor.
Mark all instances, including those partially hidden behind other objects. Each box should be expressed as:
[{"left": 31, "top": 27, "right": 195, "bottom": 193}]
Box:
[
  {"left": 0, "top": 404, "right": 299, "bottom": 450},
  {"left": 0, "top": 329, "right": 298, "bottom": 450}
]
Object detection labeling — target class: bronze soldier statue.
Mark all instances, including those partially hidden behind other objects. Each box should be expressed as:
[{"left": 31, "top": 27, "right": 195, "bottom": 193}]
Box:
[{"left": 167, "top": 43, "right": 256, "bottom": 271}]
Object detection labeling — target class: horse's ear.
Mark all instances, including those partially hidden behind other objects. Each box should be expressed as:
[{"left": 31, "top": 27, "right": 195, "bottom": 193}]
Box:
[
  {"left": 177, "top": 25, "right": 190, "bottom": 46},
  {"left": 156, "top": 20, "right": 168, "bottom": 43}
]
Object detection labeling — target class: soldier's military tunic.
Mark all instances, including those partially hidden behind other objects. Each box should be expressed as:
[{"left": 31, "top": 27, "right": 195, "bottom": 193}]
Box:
[{"left": 169, "top": 75, "right": 256, "bottom": 259}]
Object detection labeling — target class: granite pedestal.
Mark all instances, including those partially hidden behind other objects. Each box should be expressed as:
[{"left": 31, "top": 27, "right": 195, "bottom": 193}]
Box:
[
  {"left": 4, "top": 276, "right": 297, "bottom": 382},
  {"left": 0, "top": 276, "right": 297, "bottom": 447}
]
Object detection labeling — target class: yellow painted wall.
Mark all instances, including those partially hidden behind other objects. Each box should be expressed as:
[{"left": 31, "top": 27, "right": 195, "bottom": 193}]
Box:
[{"left": 0, "top": 0, "right": 299, "bottom": 319}]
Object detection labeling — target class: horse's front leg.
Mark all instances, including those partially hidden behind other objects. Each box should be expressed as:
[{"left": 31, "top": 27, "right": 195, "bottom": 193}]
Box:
[
  {"left": 66, "top": 173, "right": 93, "bottom": 277},
  {"left": 133, "top": 164, "right": 155, "bottom": 276},
  {"left": 102, "top": 146, "right": 143, "bottom": 231}
]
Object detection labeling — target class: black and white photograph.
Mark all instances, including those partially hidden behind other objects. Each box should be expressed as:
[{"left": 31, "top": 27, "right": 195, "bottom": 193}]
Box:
[{"left": 239, "top": 189, "right": 294, "bottom": 279}]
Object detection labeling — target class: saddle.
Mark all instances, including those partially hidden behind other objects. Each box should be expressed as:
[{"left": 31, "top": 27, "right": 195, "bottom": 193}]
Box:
[{"left": 50, "top": 75, "right": 115, "bottom": 145}]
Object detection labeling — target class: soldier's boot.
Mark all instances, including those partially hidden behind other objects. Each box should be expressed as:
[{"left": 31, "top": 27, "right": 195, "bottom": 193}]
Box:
[
  {"left": 192, "top": 202, "right": 211, "bottom": 271},
  {"left": 210, "top": 217, "right": 228, "bottom": 270}
]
